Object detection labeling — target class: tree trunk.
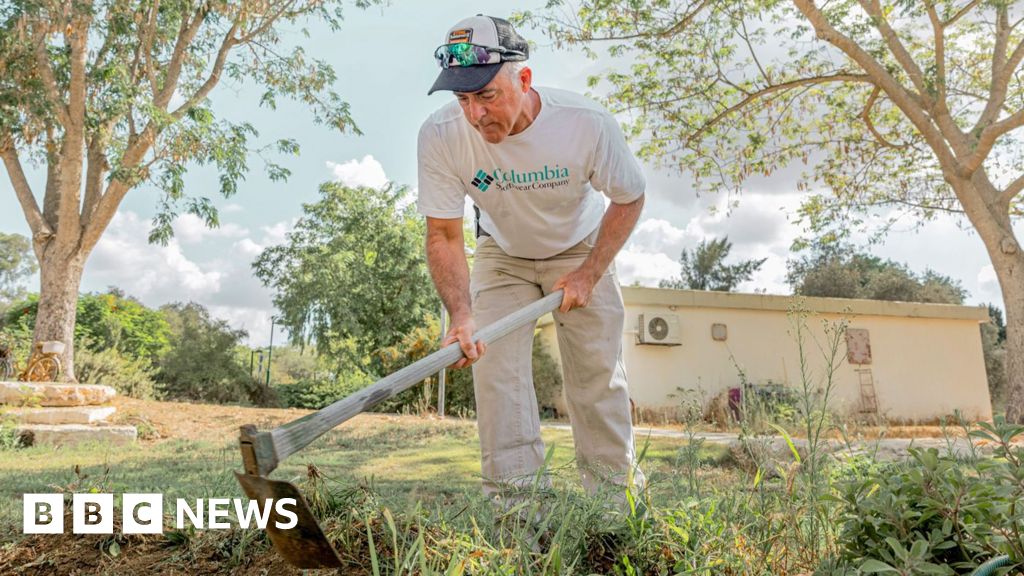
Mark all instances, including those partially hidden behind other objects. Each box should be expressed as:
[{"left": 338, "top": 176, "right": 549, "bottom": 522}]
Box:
[
  {"left": 998, "top": 252, "right": 1024, "bottom": 424},
  {"left": 959, "top": 175, "right": 1024, "bottom": 424},
  {"left": 32, "top": 247, "right": 86, "bottom": 383}
]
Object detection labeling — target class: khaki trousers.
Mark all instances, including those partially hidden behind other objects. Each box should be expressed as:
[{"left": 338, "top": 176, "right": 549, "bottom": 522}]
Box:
[{"left": 469, "top": 229, "right": 645, "bottom": 503}]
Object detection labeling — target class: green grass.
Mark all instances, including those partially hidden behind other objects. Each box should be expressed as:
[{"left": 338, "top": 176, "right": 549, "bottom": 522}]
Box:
[{"left": 0, "top": 417, "right": 730, "bottom": 539}]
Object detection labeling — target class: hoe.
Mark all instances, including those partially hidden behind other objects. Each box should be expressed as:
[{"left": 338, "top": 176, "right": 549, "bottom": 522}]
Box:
[{"left": 235, "top": 290, "right": 564, "bottom": 568}]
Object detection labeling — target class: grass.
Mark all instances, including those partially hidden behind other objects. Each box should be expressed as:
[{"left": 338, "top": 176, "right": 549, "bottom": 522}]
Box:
[{"left": 0, "top": 416, "right": 731, "bottom": 539}]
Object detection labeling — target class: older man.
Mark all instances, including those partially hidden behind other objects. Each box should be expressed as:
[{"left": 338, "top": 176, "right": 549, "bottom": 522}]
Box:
[{"left": 416, "top": 14, "right": 646, "bottom": 506}]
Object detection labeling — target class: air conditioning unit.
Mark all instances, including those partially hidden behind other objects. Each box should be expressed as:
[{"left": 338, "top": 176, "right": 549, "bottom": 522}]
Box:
[{"left": 637, "top": 313, "right": 682, "bottom": 346}]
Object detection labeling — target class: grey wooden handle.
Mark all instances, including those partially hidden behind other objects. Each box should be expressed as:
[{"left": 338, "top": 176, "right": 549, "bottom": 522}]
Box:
[{"left": 248, "top": 290, "right": 564, "bottom": 475}]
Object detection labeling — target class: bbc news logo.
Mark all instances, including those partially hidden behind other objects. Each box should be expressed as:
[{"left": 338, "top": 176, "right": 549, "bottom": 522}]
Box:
[{"left": 23, "top": 494, "right": 298, "bottom": 534}]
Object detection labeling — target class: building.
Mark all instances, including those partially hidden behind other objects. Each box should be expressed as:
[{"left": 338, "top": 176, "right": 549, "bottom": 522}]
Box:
[{"left": 537, "top": 286, "right": 993, "bottom": 423}]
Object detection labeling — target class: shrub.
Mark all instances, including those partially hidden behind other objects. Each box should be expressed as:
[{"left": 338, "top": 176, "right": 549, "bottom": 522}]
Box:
[
  {"left": 74, "top": 345, "right": 159, "bottom": 399},
  {"left": 827, "top": 419, "right": 1024, "bottom": 574},
  {"left": 275, "top": 370, "right": 375, "bottom": 410}
]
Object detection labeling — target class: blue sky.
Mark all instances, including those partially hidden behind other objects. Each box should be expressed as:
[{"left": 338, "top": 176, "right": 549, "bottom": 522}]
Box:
[{"left": 0, "top": 0, "right": 1015, "bottom": 346}]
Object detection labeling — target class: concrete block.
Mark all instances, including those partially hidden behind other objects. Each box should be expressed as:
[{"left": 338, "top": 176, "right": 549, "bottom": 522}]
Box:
[
  {"left": 7, "top": 406, "right": 117, "bottom": 425},
  {"left": 0, "top": 382, "right": 117, "bottom": 407},
  {"left": 16, "top": 424, "right": 137, "bottom": 447}
]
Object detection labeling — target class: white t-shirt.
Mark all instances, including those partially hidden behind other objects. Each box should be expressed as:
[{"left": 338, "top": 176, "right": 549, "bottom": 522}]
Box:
[{"left": 416, "top": 87, "right": 646, "bottom": 259}]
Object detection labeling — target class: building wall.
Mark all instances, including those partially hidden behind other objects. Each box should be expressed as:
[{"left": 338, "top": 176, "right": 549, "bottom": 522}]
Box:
[{"left": 538, "top": 288, "right": 993, "bottom": 423}]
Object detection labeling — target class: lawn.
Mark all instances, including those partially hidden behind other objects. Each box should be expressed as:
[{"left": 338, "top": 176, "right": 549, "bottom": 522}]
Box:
[
  {"left": 1, "top": 398, "right": 1020, "bottom": 575},
  {"left": 0, "top": 399, "right": 732, "bottom": 574}
]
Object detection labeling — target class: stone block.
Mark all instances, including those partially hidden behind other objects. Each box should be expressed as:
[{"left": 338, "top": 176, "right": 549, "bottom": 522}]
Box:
[
  {"left": 0, "top": 382, "right": 117, "bottom": 407},
  {"left": 7, "top": 406, "right": 117, "bottom": 425},
  {"left": 16, "top": 424, "right": 137, "bottom": 447}
]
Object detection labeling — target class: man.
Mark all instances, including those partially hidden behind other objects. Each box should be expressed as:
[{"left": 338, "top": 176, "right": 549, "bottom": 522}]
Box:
[{"left": 417, "top": 14, "right": 647, "bottom": 507}]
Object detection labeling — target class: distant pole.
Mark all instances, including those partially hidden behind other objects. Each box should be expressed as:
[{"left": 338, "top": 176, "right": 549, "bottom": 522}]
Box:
[
  {"left": 437, "top": 304, "right": 447, "bottom": 418},
  {"left": 266, "top": 316, "right": 277, "bottom": 387},
  {"left": 249, "top": 350, "right": 256, "bottom": 377}
]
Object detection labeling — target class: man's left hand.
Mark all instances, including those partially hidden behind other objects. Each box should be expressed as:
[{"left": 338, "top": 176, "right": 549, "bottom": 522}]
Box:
[{"left": 552, "top": 266, "right": 602, "bottom": 313}]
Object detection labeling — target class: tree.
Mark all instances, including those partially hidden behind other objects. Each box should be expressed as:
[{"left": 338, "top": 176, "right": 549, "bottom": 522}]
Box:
[
  {"left": 527, "top": 1, "right": 1024, "bottom": 421},
  {"left": 2, "top": 288, "right": 171, "bottom": 361},
  {"left": 786, "top": 242, "right": 967, "bottom": 304},
  {"left": 157, "top": 301, "right": 253, "bottom": 403},
  {"left": 659, "top": 236, "right": 766, "bottom": 291},
  {"left": 0, "top": 0, "right": 371, "bottom": 381},
  {"left": 253, "top": 183, "right": 439, "bottom": 374},
  {"left": 0, "top": 231, "right": 36, "bottom": 307}
]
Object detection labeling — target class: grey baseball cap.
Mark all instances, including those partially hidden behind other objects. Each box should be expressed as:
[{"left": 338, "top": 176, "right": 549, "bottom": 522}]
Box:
[{"left": 429, "top": 15, "right": 529, "bottom": 95}]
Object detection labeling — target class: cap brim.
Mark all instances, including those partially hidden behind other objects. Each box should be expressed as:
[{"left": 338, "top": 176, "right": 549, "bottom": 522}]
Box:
[{"left": 428, "top": 64, "right": 502, "bottom": 95}]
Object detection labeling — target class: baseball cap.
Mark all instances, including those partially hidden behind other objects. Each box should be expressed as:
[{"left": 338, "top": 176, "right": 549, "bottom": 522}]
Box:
[{"left": 429, "top": 15, "right": 529, "bottom": 95}]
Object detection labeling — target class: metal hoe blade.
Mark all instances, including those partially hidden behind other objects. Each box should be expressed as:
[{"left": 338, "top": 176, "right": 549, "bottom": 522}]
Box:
[{"left": 234, "top": 472, "right": 343, "bottom": 569}]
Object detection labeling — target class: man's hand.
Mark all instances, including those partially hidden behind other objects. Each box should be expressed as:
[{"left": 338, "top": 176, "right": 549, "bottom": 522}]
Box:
[
  {"left": 443, "top": 317, "right": 487, "bottom": 369},
  {"left": 552, "top": 266, "right": 601, "bottom": 313}
]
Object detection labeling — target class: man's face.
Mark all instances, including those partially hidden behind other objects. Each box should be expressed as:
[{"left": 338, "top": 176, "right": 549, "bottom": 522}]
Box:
[{"left": 455, "top": 66, "right": 530, "bottom": 144}]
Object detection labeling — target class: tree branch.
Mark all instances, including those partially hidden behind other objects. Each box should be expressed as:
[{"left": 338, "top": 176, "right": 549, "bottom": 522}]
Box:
[
  {"left": 1001, "top": 174, "right": 1024, "bottom": 206},
  {"left": 858, "top": 0, "right": 930, "bottom": 103},
  {"left": 82, "top": 127, "right": 158, "bottom": 254},
  {"left": 171, "top": 21, "right": 240, "bottom": 119},
  {"left": 30, "top": 20, "right": 70, "bottom": 127},
  {"left": 861, "top": 86, "right": 911, "bottom": 149},
  {"left": 964, "top": 108, "right": 1024, "bottom": 172},
  {"left": 0, "top": 139, "right": 51, "bottom": 239},
  {"left": 792, "top": 0, "right": 961, "bottom": 173},
  {"left": 155, "top": 3, "right": 210, "bottom": 109},
  {"left": 944, "top": 0, "right": 982, "bottom": 28},
  {"left": 685, "top": 73, "right": 873, "bottom": 149},
  {"left": 973, "top": 3, "right": 1012, "bottom": 137},
  {"left": 82, "top": 130, "right": 110, "bottom": 229}
]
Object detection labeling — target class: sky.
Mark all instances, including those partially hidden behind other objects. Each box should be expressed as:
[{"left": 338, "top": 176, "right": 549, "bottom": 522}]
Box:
[{"left": 0, "top": 0, "right": 1018, "bottom": 347}]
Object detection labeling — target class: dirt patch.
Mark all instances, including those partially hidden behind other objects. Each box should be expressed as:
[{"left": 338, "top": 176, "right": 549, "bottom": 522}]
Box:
[
  {"left": 108, "top": 397, "right": 450, "bottom": 444},
  {"left": 0, "top": 512, "right": 301, "bottom": 575}
]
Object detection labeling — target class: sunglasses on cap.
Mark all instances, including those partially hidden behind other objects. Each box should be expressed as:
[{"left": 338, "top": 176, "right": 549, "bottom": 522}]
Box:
[{"left": 434, "top": 43, "right": 527, "bottom": 69}]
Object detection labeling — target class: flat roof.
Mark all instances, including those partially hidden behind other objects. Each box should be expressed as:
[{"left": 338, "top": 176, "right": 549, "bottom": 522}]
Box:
[{"left": 620, "top": 286, "right": 990, "bottom": 321}]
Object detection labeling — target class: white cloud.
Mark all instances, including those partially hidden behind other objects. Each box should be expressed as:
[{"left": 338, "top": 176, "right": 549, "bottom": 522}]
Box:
[
  {"left": 87, "top": 212, "right": 222, "bottom": 302},
  {"left": 173, "top": 213, "right": 249, "bottom": 245},
  {"left": 327, "top": 154, "right": 389, "bottom": 189},
  {"left": 82, "top": 211, "right": 296, "bottom": 346},
  {"left": 222, "top": 203, "right": 244, "bottom": 213}
]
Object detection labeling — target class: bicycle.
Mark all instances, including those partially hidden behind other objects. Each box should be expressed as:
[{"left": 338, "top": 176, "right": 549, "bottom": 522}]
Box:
[{"left": 0, "top": 340, "right": 63, "bottom": 383}]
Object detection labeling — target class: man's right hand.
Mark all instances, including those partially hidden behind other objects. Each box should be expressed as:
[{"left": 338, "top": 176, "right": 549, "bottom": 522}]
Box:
[{"left": 443, "top": 317, "right": 486, "bottom": 369}]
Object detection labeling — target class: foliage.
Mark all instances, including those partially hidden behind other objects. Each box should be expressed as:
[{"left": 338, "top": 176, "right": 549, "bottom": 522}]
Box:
[
  {"left": 1, "top": 290, "right": 171, "bottom": 362},
  {"left": 156, "top": 302, "right": 256, "bottom": 404},
  {"left": 74, "top": 344, "right": 158, "bottom": 399},
  {"left": 828, "top": 419, "right": 1024, "bottom": 574},
  {"left": 253, "top": 183, "right": 439, "bottom": 374},
  {"left": 0, "top": 232, "right": 35, "bottom": 307},
  {"left": 0, "top": 0, "right": 373, "bottom": 243},
  {"left": 521, "top": 0, "right": 1024, "bottom": 423},
  {"left": 275, "top": 311, "right": 564, "bottom": 419},
  {"left": 983, "top": 306, "right": 1009, "bottom": 406},
  {"left": 659, "top": 236, "right": 765, "bottom": 292},
  {"left": 786, "top": 242, "right": 966, "bottom": 304},
  {"left": 275, "top": 370, "right": 375, "bottom": 410}
]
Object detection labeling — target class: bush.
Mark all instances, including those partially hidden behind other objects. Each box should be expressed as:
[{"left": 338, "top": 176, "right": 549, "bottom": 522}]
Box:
[
  {"left": 157, "top": 302, "right": 254, "bottom": 403},
  {"left": 827, "top": 419, "right": 1024, "bottom": 574},
  {"left": 75, "top": 345, "right": 159, "bottom": 399},
  {"left": 275, "top": 370, "right": 376, "bottom": 410}
]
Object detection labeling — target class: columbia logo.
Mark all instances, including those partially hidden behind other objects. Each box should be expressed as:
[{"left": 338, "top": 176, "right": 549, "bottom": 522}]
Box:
[{"left": 470, "top": 170, "right": 494, "bottom": 191}]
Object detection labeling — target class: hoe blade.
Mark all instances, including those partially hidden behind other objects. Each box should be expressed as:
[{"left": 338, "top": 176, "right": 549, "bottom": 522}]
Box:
[{"left": 234, "top": 472, "right": 343, "bottom": 569}]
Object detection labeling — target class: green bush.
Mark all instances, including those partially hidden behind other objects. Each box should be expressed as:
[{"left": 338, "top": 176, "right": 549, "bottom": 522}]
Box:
[
  {"left": 827, "top": 419, "right": 1024, "bottom": 574},
  {"left": 275, "top": 370, "right": 375, "bottom": 410},
  {"left": 75, "top": 345, "right": 159, "bottom": 399},
  {"left": 156, "top": 302, "right": 256, "bottom": 403}
]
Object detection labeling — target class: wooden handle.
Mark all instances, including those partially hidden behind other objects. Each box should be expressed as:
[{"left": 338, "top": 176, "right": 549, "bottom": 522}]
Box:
[{"left": 242, "top": 290, "right": 564, "bottom": 476}]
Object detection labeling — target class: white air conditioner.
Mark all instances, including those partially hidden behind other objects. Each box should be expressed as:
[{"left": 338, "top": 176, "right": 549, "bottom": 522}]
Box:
[{"left": 637, "top": 313, "right": 682, "bottom": 346}]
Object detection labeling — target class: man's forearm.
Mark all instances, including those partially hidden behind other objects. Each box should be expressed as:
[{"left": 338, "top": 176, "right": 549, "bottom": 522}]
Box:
[
  {"left": 579, "top": 194, "right": 645, "bottom": 280},
  {"left": 425, "top": 235, "right": 472, "bottom": 322}
]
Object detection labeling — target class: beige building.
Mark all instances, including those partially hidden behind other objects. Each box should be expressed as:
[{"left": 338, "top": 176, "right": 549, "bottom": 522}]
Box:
[{"left": 538, "top": 286, "right": 993, "bottom": 423}]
